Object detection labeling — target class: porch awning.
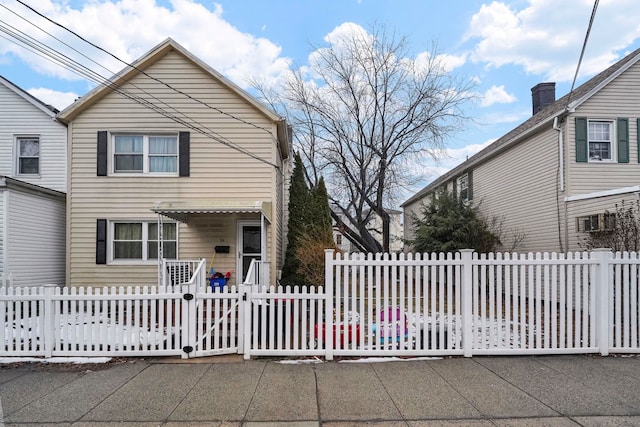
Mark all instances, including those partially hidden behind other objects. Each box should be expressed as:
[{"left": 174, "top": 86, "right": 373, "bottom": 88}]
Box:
[{"left": 151, "top": 200, "right": 272, "bottom": 223}]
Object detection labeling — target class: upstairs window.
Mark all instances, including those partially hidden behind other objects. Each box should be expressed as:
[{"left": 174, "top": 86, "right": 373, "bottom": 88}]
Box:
[
  {"left": 113, "top": 134, "right": 178, "bottom": 175},
  {"left": 576, "top": 117, "right": 628, "bottom": 163},
  {"left": 588, "top": 120, "right": 614, "bottom": 161},
  {"left": 456, "top": 172, "right": 472, "bottom": 202},
  {"left": 17, "top": 136, "right": 40, "bottom": 175}
]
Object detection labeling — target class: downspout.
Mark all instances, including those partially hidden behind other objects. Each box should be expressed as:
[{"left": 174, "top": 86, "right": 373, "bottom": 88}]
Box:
[
  {"left": 261, "top": 212, "right": 266, "bottom": 285},
  {"left": 553, "top": 117, "right": 565, "bottom": 253}
]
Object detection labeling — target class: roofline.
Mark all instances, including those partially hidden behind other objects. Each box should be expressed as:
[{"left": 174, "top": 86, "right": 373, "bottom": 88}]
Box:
[
  {"left": 402, "top": 48, "right": 640, "bottom": 209},
  {"left": 57, "top": 38, "right": 283, "bottom": 124},
  {"left": 401, "top": 112, "right": 559, "bottom": 207},
  {"left": 567, "top": 49, "right": 640, "bottom": 111},
  {"left": 0, "top": 175, "right": 66, "bottom": 199},
  {"left": 0, "top": 75, "right": 59, "bottom": 117}
]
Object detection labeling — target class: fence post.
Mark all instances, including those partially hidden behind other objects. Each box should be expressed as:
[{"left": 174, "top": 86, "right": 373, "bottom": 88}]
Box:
[
  {"left": 42, "top": 284, "right": 57, "bottom": 358},
  {"left": 460, "top": 249, "right": 474, "bottom": 358},
  {"left": 181, "top": 281, "right": 197, "bottom": 359},
  {"left": 325, "top": 249, "right": 335, "bottom": 361},
  {"left": 241, "top": 284, "right": 252, "bottom": 360},
  {"left": 593, "top": 248, "right": 612, "bottom": 356}
]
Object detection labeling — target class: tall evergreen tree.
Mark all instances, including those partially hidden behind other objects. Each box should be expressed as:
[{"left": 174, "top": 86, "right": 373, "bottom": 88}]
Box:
[
  {"left": 308, "top": 177, "right": 334, "bottom": 243},
  {"left": 281, "top": 153, "right": 309, "bottom": 286}
]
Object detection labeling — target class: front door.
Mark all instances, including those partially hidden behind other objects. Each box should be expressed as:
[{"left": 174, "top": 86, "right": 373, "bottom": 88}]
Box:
[{"left": 237, "top": 221, "right": 262, "bottom": 283}]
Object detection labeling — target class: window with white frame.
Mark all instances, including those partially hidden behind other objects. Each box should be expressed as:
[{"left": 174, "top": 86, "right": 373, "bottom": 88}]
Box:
[
  {"left": 16, "top": 136, "right": 40, "bottom": 175},
  {"left": 457, "top": 173, "right": 469, "bottom": 202},
  {"left": 576, "top": 213, "right": 616, "bottom": 233},
  {"left": 113, "top": 134, "right": 178, "bottom": 174},
  {"left": 588, "top": 120, "right": 615, "bottom": 161},
  {"left": 112, "top": 221, "right": 176, "bottom": 261}
]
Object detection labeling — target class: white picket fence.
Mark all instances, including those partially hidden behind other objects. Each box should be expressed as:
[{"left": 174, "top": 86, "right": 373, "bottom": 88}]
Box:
[{"left": 2, "top": 249, "right": 640, "bottom": 359}]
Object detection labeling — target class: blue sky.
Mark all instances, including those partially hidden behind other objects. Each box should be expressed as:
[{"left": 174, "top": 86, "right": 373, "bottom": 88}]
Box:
[{"left": 1, "top": 0, "right": 640, "bottom": 204}]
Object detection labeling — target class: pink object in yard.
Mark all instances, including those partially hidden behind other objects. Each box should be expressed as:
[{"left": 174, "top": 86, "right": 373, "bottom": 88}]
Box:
[{"left": 376, "top": 307, "right": 408, "bottom": 343}]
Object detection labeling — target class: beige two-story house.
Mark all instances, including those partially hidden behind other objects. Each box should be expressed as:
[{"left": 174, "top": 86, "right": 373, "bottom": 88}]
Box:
[
  {"left": 403, "top": 48, "right": 640, "bottom": 254},
  {"left": 58, "top": 38, "right": 291, "bottom": 287}
]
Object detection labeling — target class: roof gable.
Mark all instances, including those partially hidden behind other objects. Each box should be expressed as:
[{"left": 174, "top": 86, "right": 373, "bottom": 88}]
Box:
[
  {"left": 402, "top": 47, "right": 640, "bottom": 207},
  {"left": 0, "top": 75, "right": 59, "bottom": 117},
  {"left": 57, "top": 38, "right": 282, "bottom": 124}
]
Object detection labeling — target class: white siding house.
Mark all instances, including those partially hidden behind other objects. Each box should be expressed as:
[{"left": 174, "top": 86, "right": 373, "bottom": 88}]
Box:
[
  {"left": 0, "top": 76, "right": 67, "bottom": 286},
  {"left": 403, "top": 48, "right": 640, "bottom": 254}
]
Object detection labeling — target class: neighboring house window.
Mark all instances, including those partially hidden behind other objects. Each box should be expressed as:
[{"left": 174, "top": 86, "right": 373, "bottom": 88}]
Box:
[
  {"left": 575, "top": 117, "right": 629, "bottom": 163},
  {"left": 576, "top": 213, "right": 616, "bottom": 233},
  {"left": 457, "top": 173, "right": 471, "bottom": 202},
  {"left": 16, "top": 136, "right": 39, "bottom": 174},
  {"left": 588, "top": 120, "right": 614, "bottom": 161},
  {"left": 111, "top": 221, "right": 176, "bottom": 261},
  {"left": 113, "top": 134, "right": 178, "bottom": 174},
  {"left": 336, "top": 234, "right": 343, "bottom": 245}
]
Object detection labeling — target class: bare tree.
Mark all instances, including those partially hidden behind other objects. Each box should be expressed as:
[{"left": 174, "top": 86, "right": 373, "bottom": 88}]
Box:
[{"left": 254, "top": 24, "right": 475, "bottom": 252}]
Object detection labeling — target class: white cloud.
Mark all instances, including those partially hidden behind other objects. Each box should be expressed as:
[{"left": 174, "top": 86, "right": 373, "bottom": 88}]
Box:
[
  {"left": 480, "top": 85, "right": 517, "bottom": 107},
  {"left": 28, "top": 87, "right": 78, "bottom": 111},
  {"left": 465, "top": 0, "right": 640, "bottom": 81},
  {"left": 0, "top": 0, "right": 291, "bottom": 89}
]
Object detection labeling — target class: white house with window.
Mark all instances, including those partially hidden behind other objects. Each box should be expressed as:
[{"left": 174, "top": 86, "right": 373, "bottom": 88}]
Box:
[
  {"left": 0, "top": 76, "right": 67, "bottom": 286},
  {"left": 57, "top": 39, "right": 290, "bottom": 287},
  {"left": 403, "top": 48, "right": 640, "bottom": 253}
]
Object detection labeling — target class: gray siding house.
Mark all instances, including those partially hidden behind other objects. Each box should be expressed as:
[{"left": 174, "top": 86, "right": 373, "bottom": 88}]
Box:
[
  {"left": 403, "top": 48, "right": 640, "bottom": 254},
  {"left": 0, "top": 76, "right": 66, "bottom": 286}
]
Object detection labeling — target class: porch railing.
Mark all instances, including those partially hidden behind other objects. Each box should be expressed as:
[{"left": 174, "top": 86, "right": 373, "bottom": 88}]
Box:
[
  {"left": 242, "top": 259, "right": 271, "bottom": 286},
  {"left": 161, "top": 259, "right": 205, "bottom": 287}
]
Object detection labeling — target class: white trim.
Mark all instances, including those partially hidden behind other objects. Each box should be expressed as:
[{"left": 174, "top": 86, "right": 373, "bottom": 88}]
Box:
[
  {"left": 0, "top": 76, "right": 57, "bottom": 118},
  {"left": 109, "top": 220, "right": 177, "bottom": 264},
  {"left": 567, "top": 51, "right": 640, "bottom": 111},
  {"left": 237, "top": 220, "right": 262, "bottom": 283},
  {"left": 565, "top": 185, "right": 640, "bottom": 202}
]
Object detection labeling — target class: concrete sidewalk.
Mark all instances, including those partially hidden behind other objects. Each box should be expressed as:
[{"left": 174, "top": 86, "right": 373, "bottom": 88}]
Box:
[{"left": 2, "top": 354, "right": 640, "bottom": 426}]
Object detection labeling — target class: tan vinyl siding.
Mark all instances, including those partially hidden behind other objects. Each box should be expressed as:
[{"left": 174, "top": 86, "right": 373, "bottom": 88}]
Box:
[
  {"left": 67, "top": 49, "right": 283, "bottom": 287},
  {"left": 566, "top": 194, "right": 637, "bottom": 250},
  {"left": 566, "top": 61, "right": 640, "bottom": 195},
  {"left": 473, "top": 128, "right": 563, "bottom": 253}
]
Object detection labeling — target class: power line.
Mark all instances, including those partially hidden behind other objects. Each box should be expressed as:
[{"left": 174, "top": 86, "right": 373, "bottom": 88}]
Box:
[
  {"left": 2, "top": 1, "right": 281, "bottom": 169},
  {"left": 15, "top": 0, "right": 279, "bottom": 138},
  {"left": 564, "top": 0, "right": 599, "bottom": 111}
]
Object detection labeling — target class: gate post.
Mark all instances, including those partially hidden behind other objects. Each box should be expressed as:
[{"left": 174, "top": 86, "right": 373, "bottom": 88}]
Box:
[
  {"left": 593, "top": 248, "right": 612, "bottom": 356},
  {"left": 181, "top": 281, "right": 197, "bottom": 359},
  {"left": 325, "top": 249, "right": 335, "bottom": 361},
  {"left": 460, "top": 249, "right": 474, "bottom": 358},
  {"left": 241, "top": 284, "right": 252, "bottom": 360}
]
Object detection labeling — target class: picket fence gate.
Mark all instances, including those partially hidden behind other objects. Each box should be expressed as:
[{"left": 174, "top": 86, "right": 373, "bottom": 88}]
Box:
[{"left": 2, "top": 249, "right": 640, "bottom": 359}]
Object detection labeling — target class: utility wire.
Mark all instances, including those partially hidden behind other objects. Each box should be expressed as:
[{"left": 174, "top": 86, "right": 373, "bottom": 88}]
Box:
[
  {"left": 15, "top": 0, "right": 279, "bottom": 138},
  {"left": 564, "top": 0, "right": 599, "bottom": 111},
  {"left": 3, "top": 1, "right": 281, "bottom": 168}
]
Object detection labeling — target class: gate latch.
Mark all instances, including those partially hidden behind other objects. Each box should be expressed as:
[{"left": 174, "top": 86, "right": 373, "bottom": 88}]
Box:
[
  {"left": 183, "top": 293, "right": 194, "bottom": 301},
  {"left": 182, "top": 346, "right": 193, "bottom": 354},
  {"left": 242, "top": 293, "right": 247, "bottom": 301}
]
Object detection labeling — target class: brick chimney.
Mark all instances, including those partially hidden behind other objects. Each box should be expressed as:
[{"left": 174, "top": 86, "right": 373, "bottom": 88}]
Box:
[{"left": 531, "top": 82, "right": 556, "bottom": 115}]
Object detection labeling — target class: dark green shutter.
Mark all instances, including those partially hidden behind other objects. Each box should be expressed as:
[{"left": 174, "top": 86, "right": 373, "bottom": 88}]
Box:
[
  {"left": 179, "top": 131, "right": 190, "bottom": 177},
  {"left": 617, "top": 118, "right": 629, "bottom": 163},
  {"left": 452, "top": 179, "right": 457, "bottom": 199},
  {"left": 97, "top": 131, "right": 108, "bottom": 176},
  {"left": 575, "top": 117, "right": 588, "bottom": 162},
  {"left": 96, "top": 219, "right": 107, "bottom": 264},
  {"left": 467, "top": 170, "right": 473, "bottom": 201}
]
